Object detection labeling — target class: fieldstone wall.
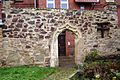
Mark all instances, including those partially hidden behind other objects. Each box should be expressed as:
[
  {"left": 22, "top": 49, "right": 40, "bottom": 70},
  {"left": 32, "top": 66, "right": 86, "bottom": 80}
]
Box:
[
  {"left": 0, "top": 30, "right": 1, "bottom": 47},
  {"left": 0, "top": 27, "right": 5, "bottom": 67},
  {"left": 1, "top": 5, "right": 120, "bottom": 67}
]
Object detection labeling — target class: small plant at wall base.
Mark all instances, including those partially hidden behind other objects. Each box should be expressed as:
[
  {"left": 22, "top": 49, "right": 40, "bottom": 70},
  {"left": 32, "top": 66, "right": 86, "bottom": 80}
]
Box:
[{"left": 84, "top": 49, "right": 99, "bottom": 62}]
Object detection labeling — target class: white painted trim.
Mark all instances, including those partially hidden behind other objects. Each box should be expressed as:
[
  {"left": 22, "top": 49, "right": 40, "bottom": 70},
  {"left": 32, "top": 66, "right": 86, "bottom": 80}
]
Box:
[
  {"left": 46, "top": 0, "right": 55, "bottom": 8},
  {"left": 97, "top": 0, "right": 99, "bottom": 2},
  {"left": 60, "top": 0, "right": 69, "bottom": 9},
  {"left": 106, "top": 0, "right": 114, "bottom": 2}
]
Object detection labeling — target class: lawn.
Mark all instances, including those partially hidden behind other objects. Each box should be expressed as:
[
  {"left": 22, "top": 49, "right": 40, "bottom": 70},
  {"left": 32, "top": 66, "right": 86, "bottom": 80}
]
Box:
[{"left": 0, "top": 66, "right": 56, "bottom": 80}]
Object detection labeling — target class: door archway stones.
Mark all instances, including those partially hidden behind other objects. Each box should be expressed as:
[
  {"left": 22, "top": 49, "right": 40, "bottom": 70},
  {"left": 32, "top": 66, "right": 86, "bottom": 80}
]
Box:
[{"left": 50, "top": 23, "right": 84, "bottom": 67}]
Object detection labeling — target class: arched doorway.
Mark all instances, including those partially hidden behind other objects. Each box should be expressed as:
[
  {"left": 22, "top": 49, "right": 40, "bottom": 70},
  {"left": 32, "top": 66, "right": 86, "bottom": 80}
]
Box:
[
  {"left": 58, "top": 29, "right": 75, "bottom": 67},
  {"left": 50, "top": 23, "right": 83, "bottom": 67}
]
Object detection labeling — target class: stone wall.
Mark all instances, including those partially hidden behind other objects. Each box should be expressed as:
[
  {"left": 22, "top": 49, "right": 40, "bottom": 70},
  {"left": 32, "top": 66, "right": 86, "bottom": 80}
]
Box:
[
  {"left": 1, "top": 5, "right": 120, "bottom": 67},
  {"left": 0, "top": 26, "right": 4, "bottom": 66},
  {"left": 0, "top": 27, "right": 2, "bottom": 48}
]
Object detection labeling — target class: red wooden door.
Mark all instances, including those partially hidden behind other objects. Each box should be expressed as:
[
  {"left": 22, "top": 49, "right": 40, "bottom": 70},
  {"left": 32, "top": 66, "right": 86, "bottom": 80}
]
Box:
[{"left": 66, "top": 31, "right": 75, "bottom": 57}]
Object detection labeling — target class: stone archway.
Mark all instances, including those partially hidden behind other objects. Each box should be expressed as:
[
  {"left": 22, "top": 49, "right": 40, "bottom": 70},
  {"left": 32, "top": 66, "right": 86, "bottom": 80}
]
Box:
[{"left": 50, "top": 23, "right": 83, "bottom": 67}]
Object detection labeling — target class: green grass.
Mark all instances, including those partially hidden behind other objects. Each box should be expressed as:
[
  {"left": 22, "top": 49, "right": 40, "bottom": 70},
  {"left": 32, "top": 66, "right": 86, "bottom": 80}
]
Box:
[{"left": 0, "top": 66, "right": 56, "bottom": 80}]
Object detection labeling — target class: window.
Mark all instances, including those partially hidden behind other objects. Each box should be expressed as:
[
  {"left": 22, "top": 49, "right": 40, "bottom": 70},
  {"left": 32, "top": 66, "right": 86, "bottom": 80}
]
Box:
[
  {"left": 14, "top": 0, "right": 23, "bottom": 1},
  {"left": 106, "top": 0, "right": 114, "bottom": 2},
  {"left": 61, "top": 0, "right": 68, "bottom": 9},
  {"left": 47, "top": 0, "right": 55, "bottom": 8}
]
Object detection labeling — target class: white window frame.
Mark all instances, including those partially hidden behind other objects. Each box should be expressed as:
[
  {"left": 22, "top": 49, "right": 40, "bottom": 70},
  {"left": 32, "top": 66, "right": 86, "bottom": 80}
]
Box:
[
  {"left": 106, "top": 0, "right": 114, "bottom": 2},
  {"left": 60, "top": 0, "right": 69, "bottom": 9},
  {"left": 97, "top": 0, "right": 100, "bottom": 2},
  {"left": 46, "top": 0, "right": 55, "bottom": 8}
]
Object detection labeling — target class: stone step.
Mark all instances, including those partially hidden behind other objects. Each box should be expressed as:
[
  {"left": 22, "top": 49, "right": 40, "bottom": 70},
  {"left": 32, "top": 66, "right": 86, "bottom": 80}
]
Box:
[
  {"left": 59, "top": 59, "right": 74, "bottom": 61},
  {"left": 59, "top": 62, "right": 75, "bottom": 66},
  {"left": 59, "top": 56, "right": 74, "bottom": 61},
  {"left": 59, "top": 59, "right": 75, "bottom": 62},
  {"left": 59, "top": 64, "right": 75, "bottom": 68},
  {"left": 59, "top": 62, "right": 76, "bottom": 67},
  {"left": 59, "top": 56, "right": 74, "bottom": 59},
  {"left": 59, "top": 60, "right": 74, "bottom": 63},
  {"left": 59, "top": 61, "right": 75, "bottom": 63},
  {"left": 59, "top": 56, "right": 75, "bottom": 67}
]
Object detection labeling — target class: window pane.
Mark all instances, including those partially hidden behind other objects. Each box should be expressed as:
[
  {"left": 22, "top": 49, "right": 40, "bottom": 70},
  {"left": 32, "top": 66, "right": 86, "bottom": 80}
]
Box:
[
  {"left": 15, "top": 0, "right": 23, "bottom": 1},
  {"left": 61, "top": 4, "right": 67, "bottom": 9},
  {"left": 48, "top": 3, "right": 54, "bottom": 8},
  {"left": 61, "top": 0, "right": 67, "bottom": 1},
  {"left": 106, "top": 0, "right": 114, "bottom": 2},
  {"left": 48, "top": 0, "right": 53, "bottom": 1}
]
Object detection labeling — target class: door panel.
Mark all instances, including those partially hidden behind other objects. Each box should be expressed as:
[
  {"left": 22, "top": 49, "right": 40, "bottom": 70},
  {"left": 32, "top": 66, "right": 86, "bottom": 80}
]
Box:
[
  {"left": 66, "top": 31, "right": 75, "bottom": 57},
  {"left": 58, "top": 32, "right": 66, "bottom": 56}
]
